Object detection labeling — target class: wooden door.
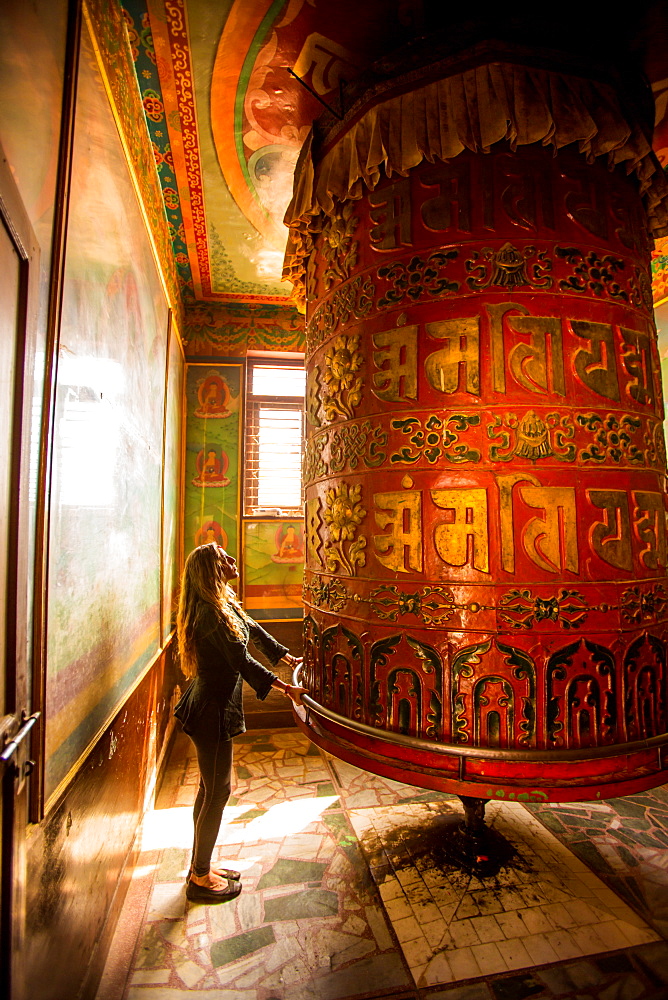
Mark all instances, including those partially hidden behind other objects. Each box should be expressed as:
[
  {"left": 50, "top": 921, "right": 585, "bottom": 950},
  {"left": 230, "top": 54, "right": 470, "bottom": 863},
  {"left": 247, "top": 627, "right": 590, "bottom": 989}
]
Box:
[{"left": 0, "top": 147, "right": 40, "bottom": 1000}]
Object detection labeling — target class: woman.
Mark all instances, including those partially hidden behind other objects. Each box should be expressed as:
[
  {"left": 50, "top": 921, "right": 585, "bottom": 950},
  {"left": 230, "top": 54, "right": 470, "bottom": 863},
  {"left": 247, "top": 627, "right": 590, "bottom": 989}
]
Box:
[{"left": 175, "top": 542, "right": 307, "bottom": 903}]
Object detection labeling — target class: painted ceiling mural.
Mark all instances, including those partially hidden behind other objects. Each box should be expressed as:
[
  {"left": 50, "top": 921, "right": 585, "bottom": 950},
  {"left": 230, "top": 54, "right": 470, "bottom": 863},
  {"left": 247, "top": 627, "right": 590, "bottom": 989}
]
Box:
[
  {"left": 123, "top": 0, "right": 408, "bottom": 302},
  {"left": 120, "top": 0, "right": 668, "bottom": 309},
  {"left": 120, "top": 0, "right": 411, "bottom": 304}
]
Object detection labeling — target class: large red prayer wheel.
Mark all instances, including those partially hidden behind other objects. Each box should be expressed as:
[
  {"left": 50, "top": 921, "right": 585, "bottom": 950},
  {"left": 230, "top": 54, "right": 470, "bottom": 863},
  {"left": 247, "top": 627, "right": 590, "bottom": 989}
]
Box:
[{"left": 290, "top": 59, "right": 668, "bottom": 802}]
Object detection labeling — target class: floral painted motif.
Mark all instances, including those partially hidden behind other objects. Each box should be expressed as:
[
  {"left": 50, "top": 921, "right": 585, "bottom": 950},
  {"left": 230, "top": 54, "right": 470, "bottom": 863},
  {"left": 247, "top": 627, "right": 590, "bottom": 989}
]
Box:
[
  {"left": 322, "top": 335, "right": 364, "bottom": 421},
  {"left": 620, "top": 584, "right": 668, "bottom": 624},
  {"left": 498, "top": 589, "right": 592, "bottom": 630},
  {"left": 390, "top": 413, "right": 480, "bottom": 465},
  {"left": 377, "top": 250, "right": 459, "bottom": 308},
  {"left": 465, "top": 243, "right": 552, "bottom": 290},
  {"left": 303, "top": 575, "right": 349, "bottom": 612},
  {"left": 323, "top": 483, "right": 367, "bottom": 576},
  {"left": 121, "top": 0, "right": 194, "bottom": 300},
  {"left": 142, "top": 88, "right": 164, "bottom": 122},
  {"left": 488, "top": 412, "right": 576, "bottom": 463},
  {"left": 321, "top": 202, "right": 358, "bottom": 289}
]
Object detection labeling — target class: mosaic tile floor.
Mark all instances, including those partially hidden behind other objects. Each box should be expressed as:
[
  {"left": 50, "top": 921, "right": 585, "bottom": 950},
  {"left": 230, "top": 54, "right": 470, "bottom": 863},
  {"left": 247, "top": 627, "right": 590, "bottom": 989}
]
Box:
[{"left": 97, "top": 729, "right": 668, "bottom": 1000}]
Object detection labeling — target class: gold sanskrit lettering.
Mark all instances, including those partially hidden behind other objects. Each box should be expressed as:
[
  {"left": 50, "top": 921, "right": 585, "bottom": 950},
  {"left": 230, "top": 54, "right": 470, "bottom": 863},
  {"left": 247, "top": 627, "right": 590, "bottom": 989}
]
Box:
[
  {"left": 621, "top": 327, "right": 655, "bottom": 406},
  {"left": 368, "top": 178, "right": 412, "bottom": 251},
  {"left": 519, "top": 486, "right": 579, "bottom": 574},
  {"left": 431, "top": 488, "right": 489, "bottom": 572},
  {"left": 372, "top": 325, "right": 418, "bottom": 401},
  {"left": 419, "top": 161, "right": 472, "bottom": 232},
  {"left": 373, "top": 490, "right": 423, "bottom": 572},
  {"left": 424, "top": 318, "right": 480, "bottom": 395},
  {"left": 588, "top": 490, "right": 633, "bottom": 571},
  {"left": 496, "top": 472, "right": 540, "bottom": 573},
  {"left": 572, "top": 320, "right": 620, "bottom": 401},
  {"left": 507, "top": 316, "right": 565, "bottom": 395},
  {"left": 562, "top": 163, "right": 609, "bottom": 241},
  {"left": 633, "top": 491, "right": 667, "bottom": 569},
  {"left": 486, "top": 302, "right": 527, "bottom": 393},
  {"left": 293, "top": 33, "right": 357, "bottom": 95}
]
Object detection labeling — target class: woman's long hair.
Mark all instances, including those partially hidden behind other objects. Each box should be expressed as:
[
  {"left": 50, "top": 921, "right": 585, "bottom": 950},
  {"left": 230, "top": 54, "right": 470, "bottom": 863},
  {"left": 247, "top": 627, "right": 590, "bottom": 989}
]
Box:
[{"left": 177, "top": 543, "right": 248, "bottom": 678}]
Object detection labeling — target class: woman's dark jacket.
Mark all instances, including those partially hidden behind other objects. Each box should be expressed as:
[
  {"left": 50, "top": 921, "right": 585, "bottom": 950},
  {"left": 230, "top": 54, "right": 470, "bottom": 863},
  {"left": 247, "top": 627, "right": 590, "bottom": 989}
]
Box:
[{"left": 174, "top": 603, "right": 287, "bottom": 739}]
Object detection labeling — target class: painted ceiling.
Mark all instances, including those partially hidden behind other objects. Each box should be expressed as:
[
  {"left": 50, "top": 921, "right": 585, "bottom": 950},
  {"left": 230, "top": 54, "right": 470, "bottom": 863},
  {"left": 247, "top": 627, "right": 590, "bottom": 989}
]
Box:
[
  {"left": 120, "top": 0, "right": 413, "bottom": 305},
  {"left": 120, "top": 0, "right": 668, "bottom": 308}
]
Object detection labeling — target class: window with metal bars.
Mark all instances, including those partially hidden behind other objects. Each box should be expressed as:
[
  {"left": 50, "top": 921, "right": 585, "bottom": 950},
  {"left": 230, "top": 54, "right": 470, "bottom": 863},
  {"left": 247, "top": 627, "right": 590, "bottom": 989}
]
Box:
[{"left": 244, "top": 362, "right": 305, "bottom": 515}]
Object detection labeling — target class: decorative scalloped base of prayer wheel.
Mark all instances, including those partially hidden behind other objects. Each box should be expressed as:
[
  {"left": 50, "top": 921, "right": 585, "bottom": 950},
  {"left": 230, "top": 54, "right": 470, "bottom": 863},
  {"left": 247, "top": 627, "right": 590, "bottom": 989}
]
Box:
[{"left": 293, "top": 62, "right": 668, "bottom": 803}]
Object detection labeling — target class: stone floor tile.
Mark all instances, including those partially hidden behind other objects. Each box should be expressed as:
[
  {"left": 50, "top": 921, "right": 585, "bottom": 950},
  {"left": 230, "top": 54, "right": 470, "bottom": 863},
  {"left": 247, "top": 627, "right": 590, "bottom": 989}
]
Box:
[
  {"left": 492, "top": 889, "right": 524, "bottom": 912},
  {"left": 126, "top": 991, "right": 199, "bottom": 999},
  {"left": 602, "top": 975, "right": 648, "bottom": 1000},
  {"left": 424, "top": 983, "right": 492, "bottom": 1000},
  {"left": 467, "top": 914, "right": 506, "bottom": 944},
  {"left": 472, "top": 892, "right": 505, "bottom": 916},
  {"left": 392, "top": 914, "right": 423, "bottom": 943},
  {"left": 102, "top": 732, "right": 668, "bottom": 1000},
  {"left": 401, "top": 934, "right": 434, "bottom": 968},
  {"left": 545, "top": 928, "right": 586, "bottom": 960},
  {"left": 616, "top": 919, "right": 662, "bottom": 946},
  {"left": 595, "top": 920, "right": 643, "bottom": 951},
  {"left": 520, "top": 907, "right": 555, "bottom": 935},
  {"left": 423, "top": 919, "right": 448, "bottom": 950},
  {"left": 489, "top": 973, "right": 547, "bottom": 1000},
  {"left": 562, "top": 898, "right": 603, "bottom": 924},
  {"left": 174, "top": 959, "right": 206, "bottom": 988},
  {"left": 446, "top": 947, "right": 483, "bottom": 982},
  {"left": 385, "top": 895, "right": 414, "bottom": 922},
  {"left": 469, "top": 940, "right": 507, "bottom": 975},
  {"left": 454, "top": 895, "right": 482, "bottom": 919},
  {"left": 569, "top": 921, "right": 611, "bottom": 953},
  {"left": 521, "top": 932, "right": 561, "bottom": 966},
  {"left": 130, "top": 970, "right": 171, "bottom": 985},
  {"left": 448, "top": 919, "right": 482, "bottom": 949},
  {"left": 496, "top": 936, "right": 533, "bottom": 971},
  {"left": 415, "top": 898, "right": 447, "bottom": 924},
  {"left": 148, "top": 883, "right": 187, "bottom": 921},
  {"left": 541, "top": 900, "right": 577, "bottom": 929},
  {"left": 332, "top": 937, "right": 377, "bottom": 968},
  {"left": 495, "top": 910, "right": 526, "bottom": 939}
]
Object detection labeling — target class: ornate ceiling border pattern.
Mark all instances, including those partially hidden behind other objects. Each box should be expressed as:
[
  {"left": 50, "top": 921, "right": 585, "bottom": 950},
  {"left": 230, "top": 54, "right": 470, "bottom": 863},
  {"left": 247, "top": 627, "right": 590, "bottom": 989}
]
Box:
[
  {"left": 122, "top": 0, "right": 195, "bottom": 301},
  {"left": 183, "top": 300, "right": 305, "bottom": 357},
  {"left": 145, "top": 0, "right": 207, "bottom": 298},
  {"left": 147, "top": 0, "right": 292, "bottom": 303},
  {"left": 159, "top": 0, "right": 211, "bottom": 297},
  {"left": 84, "top": 0, "right": 183, "bottom": 325}
]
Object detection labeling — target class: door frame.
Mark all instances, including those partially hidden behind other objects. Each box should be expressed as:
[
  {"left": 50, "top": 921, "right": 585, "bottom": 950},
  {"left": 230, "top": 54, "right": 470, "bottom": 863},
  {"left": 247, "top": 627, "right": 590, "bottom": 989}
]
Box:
[{"left": 0, "top": 140, "right": 42, "bottom": 1000}]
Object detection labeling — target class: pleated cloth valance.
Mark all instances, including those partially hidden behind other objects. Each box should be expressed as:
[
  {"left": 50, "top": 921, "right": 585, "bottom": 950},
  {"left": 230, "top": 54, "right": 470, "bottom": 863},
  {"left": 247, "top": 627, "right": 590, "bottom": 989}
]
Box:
[{"left": 282, "top": 61, "right": 668, "bottom": 308}]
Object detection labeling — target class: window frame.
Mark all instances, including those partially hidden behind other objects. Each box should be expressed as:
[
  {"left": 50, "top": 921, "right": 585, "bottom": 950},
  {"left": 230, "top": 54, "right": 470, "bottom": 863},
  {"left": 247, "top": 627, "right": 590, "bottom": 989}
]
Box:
[{"left": 243, "top": 358, "right": 305, "bottom": 519}]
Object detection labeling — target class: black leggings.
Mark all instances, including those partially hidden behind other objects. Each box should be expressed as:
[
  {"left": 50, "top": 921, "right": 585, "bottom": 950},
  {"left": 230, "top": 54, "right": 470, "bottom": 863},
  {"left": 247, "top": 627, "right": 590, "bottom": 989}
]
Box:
[{"left": 185, "top": 707, "right": 234, "bottom": 877}]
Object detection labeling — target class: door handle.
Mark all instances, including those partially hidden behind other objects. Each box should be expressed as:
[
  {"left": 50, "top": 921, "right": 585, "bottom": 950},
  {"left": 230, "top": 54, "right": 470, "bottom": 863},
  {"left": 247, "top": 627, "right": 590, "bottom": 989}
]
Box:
[{"left": 0, "top": 712, "right": 40, "bottom": 763}]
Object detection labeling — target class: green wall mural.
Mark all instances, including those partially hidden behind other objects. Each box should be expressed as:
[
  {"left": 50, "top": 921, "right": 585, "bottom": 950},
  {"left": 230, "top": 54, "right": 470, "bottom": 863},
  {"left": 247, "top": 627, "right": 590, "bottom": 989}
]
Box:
[
  {"left": 243, "top": 519, "right": 304, "bottom": 621},
  {"left": 45, "top": 20, "right": 173, "bottom": 801},
  {"left": 184, "top": 363, "right": 242, "bottom": 561}
]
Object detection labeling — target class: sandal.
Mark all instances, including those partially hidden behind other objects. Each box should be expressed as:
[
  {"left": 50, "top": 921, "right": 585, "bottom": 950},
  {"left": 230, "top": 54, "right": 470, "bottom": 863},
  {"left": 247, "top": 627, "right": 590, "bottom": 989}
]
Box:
[
  {"left": 186, "top": 876, "right": 242, "bottom": 904},
  {"left": 188, "top": 865, "right": 241, "bottom": 882}
]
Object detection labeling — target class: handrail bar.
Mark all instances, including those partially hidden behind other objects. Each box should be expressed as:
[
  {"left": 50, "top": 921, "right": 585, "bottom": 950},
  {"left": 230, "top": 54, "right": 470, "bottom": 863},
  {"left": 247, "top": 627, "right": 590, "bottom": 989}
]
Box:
[{"left": 293, "top": 666, "right": 668, "bottom": 763}]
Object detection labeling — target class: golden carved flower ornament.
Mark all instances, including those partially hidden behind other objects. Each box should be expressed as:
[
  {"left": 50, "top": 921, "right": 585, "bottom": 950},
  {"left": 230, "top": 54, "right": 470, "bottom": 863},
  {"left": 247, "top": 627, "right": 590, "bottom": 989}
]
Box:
[
  {"left": 322, "top": 482, "right": 367, "bottom": 576},
  {"left": 322, "top": 334, "right": 364, "bottom": 421}
]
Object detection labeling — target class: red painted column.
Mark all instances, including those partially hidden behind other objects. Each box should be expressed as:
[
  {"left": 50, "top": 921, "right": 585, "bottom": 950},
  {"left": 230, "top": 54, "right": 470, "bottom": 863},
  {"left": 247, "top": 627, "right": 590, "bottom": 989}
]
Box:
[{"left": 298, "top": 123, "right": 668, "bottom": 801}]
